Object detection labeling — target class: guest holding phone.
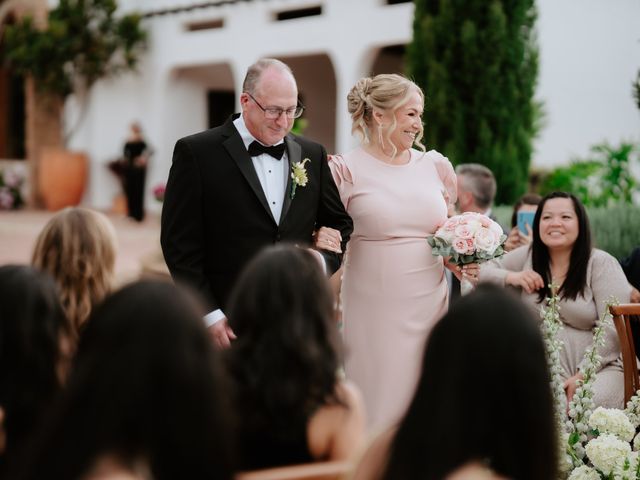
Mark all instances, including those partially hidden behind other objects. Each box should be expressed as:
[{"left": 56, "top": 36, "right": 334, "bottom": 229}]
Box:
[{"left": 504, "top": 194, "right": 541, "bottom": 252}]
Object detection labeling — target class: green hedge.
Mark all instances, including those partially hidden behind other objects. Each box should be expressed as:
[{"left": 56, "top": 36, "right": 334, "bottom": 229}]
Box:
[
  {"left": 492, "top": 203, "right": 640, "bottom": 259},
  {"left": 588, "top": 204, "right": 640, "bottom": 259}
]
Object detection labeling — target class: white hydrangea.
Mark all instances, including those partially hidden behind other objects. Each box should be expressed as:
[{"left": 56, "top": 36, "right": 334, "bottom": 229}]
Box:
[
  {"left": 588, "top": 407, "right": 636, "bottom": 442},
  {"left": 585, "top": 434, "right": 632, "bottom": 475},
  {"left": 567, "top": 465, "right": 601, "bottom": 480},
  {"left": 625, "top": 391, "right": 640, "bottom": 428},
  {"left": 633, "top": 432, "right": 640, "bottom": 451},
  {"left": 612, "top": 451, "right": 639, "bottom": 480}
]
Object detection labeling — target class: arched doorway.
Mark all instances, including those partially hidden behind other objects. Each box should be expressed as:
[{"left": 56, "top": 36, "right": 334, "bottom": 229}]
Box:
[
  {"left": 370, "top": 44, "right": 406, "bottom": 76},
  {"left": 276, "top": 54, "right": 337, "bottom": 153}
]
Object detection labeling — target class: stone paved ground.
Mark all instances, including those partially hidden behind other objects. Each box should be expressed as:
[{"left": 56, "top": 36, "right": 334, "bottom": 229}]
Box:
[{"left": 0, "top": 209, "right": 167, "bottom": 286}]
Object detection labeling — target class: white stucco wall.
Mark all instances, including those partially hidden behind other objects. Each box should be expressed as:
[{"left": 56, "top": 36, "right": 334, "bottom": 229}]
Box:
[{"left": 68, "top": 0, "right": 640, "bottom": 209}]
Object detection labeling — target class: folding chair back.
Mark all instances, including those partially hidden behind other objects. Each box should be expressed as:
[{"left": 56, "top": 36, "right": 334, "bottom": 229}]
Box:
[{"left": 610, "top": 304, "right": 640, "bottom": 404}]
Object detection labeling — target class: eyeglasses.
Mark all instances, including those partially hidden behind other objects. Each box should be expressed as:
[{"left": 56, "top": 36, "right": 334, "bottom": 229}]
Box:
[{"left": 246, "top": 92, "right": 305, "bottom": 119}]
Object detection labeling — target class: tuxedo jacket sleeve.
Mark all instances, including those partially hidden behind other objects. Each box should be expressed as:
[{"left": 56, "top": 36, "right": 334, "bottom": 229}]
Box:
[{"left": 160, "top": 119, "right": 353, "bottom": 312}]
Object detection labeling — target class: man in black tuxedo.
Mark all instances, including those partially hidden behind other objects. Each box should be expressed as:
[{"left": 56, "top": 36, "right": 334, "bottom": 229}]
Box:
[{"left": 161, "top": 58, "right": 353, "bottom": 347}]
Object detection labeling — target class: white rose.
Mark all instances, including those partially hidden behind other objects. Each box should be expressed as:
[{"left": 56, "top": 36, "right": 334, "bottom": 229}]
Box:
[
  {"left": 585, "top": 434, "right": 632, "bottom": 475},
  {"left": 474, "top": 227, "right": 500, "bottom": 255},
  {"left": 589, "top": 407, "right": 635, "bottom": 442}
]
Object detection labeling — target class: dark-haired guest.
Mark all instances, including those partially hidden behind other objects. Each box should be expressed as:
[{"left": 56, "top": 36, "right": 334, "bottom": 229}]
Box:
[
  {"left": 11, "top": 281, "right": 233, "bottom": 480},
  {"left": 503, "top": 193, "right": 541, "bottom": 252},
  {"left": 354, "top": 285, "right": 557, "bottom": 480},
  {"left": 0, "top": 265, "right": 71, "bottom": 475},
  {"left": 480, "top": 191, "right": 631, "bottom": 408},
  {"left": 225, "top": 245, "right": 365, "bottom": 470},
  {"left": 620, "top": 246, "right": 640, "bottom": 303}
]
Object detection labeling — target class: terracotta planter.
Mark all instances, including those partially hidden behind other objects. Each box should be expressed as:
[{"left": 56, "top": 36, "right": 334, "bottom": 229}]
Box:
[{"left": 38, "top": 148, "right": 88, "bottom": 210}]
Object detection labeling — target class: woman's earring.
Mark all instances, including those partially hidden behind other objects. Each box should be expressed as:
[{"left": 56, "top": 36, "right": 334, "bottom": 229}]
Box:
[{"left": 378, "top": 124, "right": 385, "bottom": 149}]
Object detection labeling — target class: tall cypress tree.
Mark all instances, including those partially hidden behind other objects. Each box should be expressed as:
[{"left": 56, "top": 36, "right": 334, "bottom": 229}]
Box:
[{"left": 408, "top": 0, "right": 540, "bottom": 204}]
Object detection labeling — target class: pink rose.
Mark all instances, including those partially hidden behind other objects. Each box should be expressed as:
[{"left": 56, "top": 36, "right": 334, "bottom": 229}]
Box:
[
  {"left": 453, "top": 237, "right": 475, "bottom": 255},
  {"left": 454, "top": 224, "right": 474, "bottom": 239}
]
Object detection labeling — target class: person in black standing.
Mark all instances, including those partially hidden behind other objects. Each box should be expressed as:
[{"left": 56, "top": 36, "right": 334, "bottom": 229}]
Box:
[{"left": 123, "top": 122, "right": 150, "bottom": 222}]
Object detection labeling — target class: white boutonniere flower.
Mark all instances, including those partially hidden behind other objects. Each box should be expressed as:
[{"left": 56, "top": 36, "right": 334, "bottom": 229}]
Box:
[{"left": 290, "top": 158, "right": 310, "bottom": 199}]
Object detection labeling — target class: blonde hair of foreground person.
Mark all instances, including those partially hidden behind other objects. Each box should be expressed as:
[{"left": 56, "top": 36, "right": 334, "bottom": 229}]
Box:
[{"left": 32, "top": 207, "right": 117, "bottom": 340}]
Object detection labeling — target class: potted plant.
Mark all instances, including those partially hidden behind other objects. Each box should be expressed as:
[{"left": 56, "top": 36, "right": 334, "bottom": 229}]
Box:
[{"left": 1, "top": 0, "right": 146, "bottom": 209}]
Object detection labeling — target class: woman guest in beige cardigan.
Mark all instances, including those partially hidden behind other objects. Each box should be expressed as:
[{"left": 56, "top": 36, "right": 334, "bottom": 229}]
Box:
[{"left": 480, "top": 191, "right": 630, "bottom": 408}]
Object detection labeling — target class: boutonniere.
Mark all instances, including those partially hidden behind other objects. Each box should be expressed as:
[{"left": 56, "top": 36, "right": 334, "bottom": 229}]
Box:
[{"left": 290, "top": 158, "right": 310, "bottom": 199}]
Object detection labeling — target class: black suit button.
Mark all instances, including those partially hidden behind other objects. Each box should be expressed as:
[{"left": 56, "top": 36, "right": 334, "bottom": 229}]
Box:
[{"left": 275, "top": 234, "right": 281, "bottom": 242}]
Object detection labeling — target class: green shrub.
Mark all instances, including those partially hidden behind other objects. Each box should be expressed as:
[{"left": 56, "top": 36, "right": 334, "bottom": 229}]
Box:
[
  {"left": 538, "top": 141, "right": 639, "bottom": 207},
  {"left": 588, "top": 204, "right": 640, "bottom": 259}
]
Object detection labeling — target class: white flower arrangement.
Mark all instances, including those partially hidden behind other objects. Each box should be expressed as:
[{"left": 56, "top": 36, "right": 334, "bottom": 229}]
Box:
[
  {"left": 544, "top": 292, "right": 640, "bottom": 479},
  {"left": 585, "top": 434, "right": 632, "bottom": 476},
  {"left": 567, "top": 465, "right": 602, "bottom": 480},
  {"left": 589, "top": 408, "right": 636, "bottom": 443},
  {"left": 564, "top": 298, "right": 614, "bottom": 468},
  {"left": 290, "top": 158, "right": 310, "bottom": 199},
  {"left": 540, "top": 285, "right": 573, "bottom": 473}
]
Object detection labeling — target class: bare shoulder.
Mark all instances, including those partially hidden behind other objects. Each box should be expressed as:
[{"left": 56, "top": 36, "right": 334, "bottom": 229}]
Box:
[
  {"left": 307, "top": 380, "right": 366, "bottom": 461},
  {"left": 446, "top": 462, "right": 509, "bottom": 480},
  {"left": 81, "top": 455, "right": 151, "bottom": 480},
  {"left": 352, "top": 428, "right": 396, "bottom": 480}
]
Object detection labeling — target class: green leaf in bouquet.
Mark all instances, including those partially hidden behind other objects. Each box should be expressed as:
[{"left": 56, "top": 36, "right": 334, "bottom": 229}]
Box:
[{"left": 568, "top": 431, "right": 580, "bottom": 446}]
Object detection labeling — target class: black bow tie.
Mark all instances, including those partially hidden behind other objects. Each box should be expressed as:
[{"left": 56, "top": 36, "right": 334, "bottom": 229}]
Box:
[{"left": 248, "top": 141, "right": 286, "bottom": 160}]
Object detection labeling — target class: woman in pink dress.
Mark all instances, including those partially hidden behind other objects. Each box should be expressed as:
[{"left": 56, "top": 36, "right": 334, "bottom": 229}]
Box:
[{"left": 317, "top": 74, "right": 475, "bottom": 432}]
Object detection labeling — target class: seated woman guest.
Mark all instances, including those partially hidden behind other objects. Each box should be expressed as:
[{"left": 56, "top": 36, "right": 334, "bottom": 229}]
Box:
[
  {"left": 481, "top": 191, "right": 630, "bottom": 408},
  {"left": 32, "top": 207, "right": 117, "bottom": 342},
  {"left": 0, "top": 266, "right": 70, "bottom": 476},
  {"left": 224, "top": 245, "right": 365, "bottom": 470},
  {"left": 10, "top": 281, "right": 234, "bottom": 480},
  {"left": 353, "top": 285, "right": 557, "bottom": 480}
]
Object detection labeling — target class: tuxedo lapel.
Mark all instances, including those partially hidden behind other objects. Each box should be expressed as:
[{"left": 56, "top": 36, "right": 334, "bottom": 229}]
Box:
[
  {"left": 221, "top": 122, "right": 276, "bottom": 224},
  {"left": 280, "top": 135, "right": 301, "bottom": 222}
]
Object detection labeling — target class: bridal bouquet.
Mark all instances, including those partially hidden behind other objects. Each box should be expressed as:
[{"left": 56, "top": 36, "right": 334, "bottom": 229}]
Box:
[{"left": 427, "top": 212, "right": 506, "bottom": 265}]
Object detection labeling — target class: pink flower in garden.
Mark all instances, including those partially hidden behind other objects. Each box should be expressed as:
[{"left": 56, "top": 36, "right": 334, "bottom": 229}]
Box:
[
  {"left": 153, "top": 183, "right": 166, "bottom": 202},
  {"left": 0, "top": 188, "right": 14, "bottom": 209}
]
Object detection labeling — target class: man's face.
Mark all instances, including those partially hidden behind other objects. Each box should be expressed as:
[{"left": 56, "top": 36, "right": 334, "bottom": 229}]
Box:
[
  {"left": 240, "top": 68, "right": 298, "bottom": 146},
  {"left": 456, "top": 175, "right": 474, "bottom": 213}
]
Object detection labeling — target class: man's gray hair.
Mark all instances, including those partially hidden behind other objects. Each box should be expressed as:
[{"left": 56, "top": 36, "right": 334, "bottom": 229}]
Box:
[
  {"left": 242, "top": 58, "right": 295, "bottom": 95},
  {"left": 455, "top": 163, "right": 497, "bottom": 210}
]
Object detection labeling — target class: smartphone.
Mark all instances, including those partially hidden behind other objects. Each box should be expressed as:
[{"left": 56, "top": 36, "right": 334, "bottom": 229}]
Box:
[{"left": 517, "top": 211, "right": 536, "bottom": 234}]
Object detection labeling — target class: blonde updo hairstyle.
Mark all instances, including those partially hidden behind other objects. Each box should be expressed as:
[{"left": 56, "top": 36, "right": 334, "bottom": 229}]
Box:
[
  {"left": 32, "top": 207, "right": 117, "bottom": 340},
  {"left": 347, "top": 74, "right": 425, "bottom": 158}
]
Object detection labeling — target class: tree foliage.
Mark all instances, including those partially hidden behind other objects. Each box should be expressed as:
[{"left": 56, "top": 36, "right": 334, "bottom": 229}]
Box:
[
  {"left": 408, "top": 0, "right": 541, "bottom": 204},
  {"left": 2, "top": 0, "right": 147, "bottom": 99}
]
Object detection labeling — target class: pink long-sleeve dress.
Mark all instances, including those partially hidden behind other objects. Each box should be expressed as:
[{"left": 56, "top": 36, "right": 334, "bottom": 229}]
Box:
[{"left": 329, "top": 147, "right": 457, "bottom": 432}]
